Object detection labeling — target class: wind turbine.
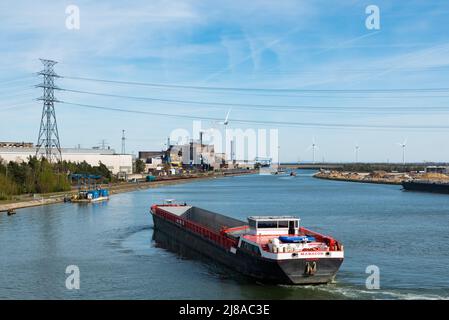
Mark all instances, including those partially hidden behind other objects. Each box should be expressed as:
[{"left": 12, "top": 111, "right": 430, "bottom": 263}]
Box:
[
  {"left": 306, "top": 138, "right": 319, "bottom": 164},
  {"left": 208, "top": 107, "right": 231, "bottom": 131},
  {"left": 217, "top": 108, "right": 232, "bottom": 126},
  {"left": 355, "top": 144, "right": 360, "bottom": 163},
  {"left": 216, "top": 108, "right": 233, "bottom": 162},
  {"left": 397, "top": 139, "right": 407, "bottom": 165}
]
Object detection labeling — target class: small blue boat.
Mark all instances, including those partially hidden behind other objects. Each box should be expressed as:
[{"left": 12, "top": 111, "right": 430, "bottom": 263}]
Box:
[{"left": 279, "top": 235, "right": 316, "bottom": 243}]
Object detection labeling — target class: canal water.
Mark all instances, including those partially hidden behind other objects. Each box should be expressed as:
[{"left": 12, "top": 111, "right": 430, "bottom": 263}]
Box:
[{"left": 1, "top": 171, "right": 448, "bottom": 299}]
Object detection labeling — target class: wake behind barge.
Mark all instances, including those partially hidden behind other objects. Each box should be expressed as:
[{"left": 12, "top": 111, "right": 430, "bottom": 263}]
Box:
[{"left": 150, "top": 204, "right": 344, "bottom": 285}]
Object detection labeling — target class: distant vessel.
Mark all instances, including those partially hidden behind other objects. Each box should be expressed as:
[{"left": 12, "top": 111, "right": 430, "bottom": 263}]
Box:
[
  {"left": 290, "top": 171, "right": 297, "bottom": 177},
  {"left": 271, "top": 168, "right": 286, "bottom": 175},
  {"left": 402, "top": 180, "right": 449, "bottom": 194},
  {"left": 70, "top": 188, "right": 109, "bottom": 203},
  {"left": 150, "top": 203, "right": 344, "bottom": 284}
]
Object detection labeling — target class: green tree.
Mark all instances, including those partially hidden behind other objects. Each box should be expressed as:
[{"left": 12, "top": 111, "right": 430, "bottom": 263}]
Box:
[
  {"left": 36, "top": 159, "right": 55, "bottom": 193},
  {"left": 0, "top": 157, "right": 112, "bottom": 197},
  {"left": 0, "top": 173, "right": 18, "bottom": 200},
  {"left": 135, "top": 159, "right": 145, "bottom": 173}
]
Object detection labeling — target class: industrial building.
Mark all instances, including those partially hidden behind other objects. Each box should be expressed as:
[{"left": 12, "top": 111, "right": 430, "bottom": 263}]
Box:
[
  {"left": 0, "top": 141, "right": 34, "bottom": 148},
  {"left": 0, "top": 143, "right": 132, "bottom": 175},
  {"left": 138, "top": 140, "right": 255, "bottom": 173},
  {"left": 167, "top": 141, "right": 223, "bottom": 170}
]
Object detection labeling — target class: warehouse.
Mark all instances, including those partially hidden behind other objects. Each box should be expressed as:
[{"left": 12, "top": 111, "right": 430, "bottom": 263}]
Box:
[{"left": 0, "top": 143, "right": 132, "bottom": 175}]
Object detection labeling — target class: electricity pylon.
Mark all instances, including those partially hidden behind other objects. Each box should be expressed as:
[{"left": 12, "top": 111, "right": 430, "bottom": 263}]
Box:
[{"left": 36, "top": 59, "right": 62, "bottom": 163}]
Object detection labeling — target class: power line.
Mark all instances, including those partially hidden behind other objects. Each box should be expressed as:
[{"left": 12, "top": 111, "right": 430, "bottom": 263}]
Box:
[
  {"left": 0, "top": 88, "right": 36, "bottom": 99},
  {"left": 0, "top": 75, "right": 34, "bottom": 85},
  {"left": 0, "top": 84, "right": 35, "bottom": 94},
  {"left": 59, "top": 87, "right": 313, "bottom": 110},
  {"left": 57, "top": 87, "right": 449, "bottom": 113},
  {"left": 44, "top": 61, "right": 449, "bottom": 76},
  {"left": 227, "top": 65, "right": 449, "bottom": 75},
  {"left": 59, "top": 101, "right": 449, "bottom": 130},
  {"left": 246, "top": 94, "right": 449, "bottom": 99},
  {"left": 0, "top": 102, "right": 34, "bottom": 112},
  {"left": 60, "top": 75, "right": 449, "bottom": 94}
]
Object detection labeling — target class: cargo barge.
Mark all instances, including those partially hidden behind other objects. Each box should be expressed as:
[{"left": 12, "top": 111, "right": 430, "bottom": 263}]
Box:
[
  {"left": 150, "top": 203, "right": 344, "bottom": 285},
  {"left": 402, "top": 180, "right": 449, "bottom": 194}
]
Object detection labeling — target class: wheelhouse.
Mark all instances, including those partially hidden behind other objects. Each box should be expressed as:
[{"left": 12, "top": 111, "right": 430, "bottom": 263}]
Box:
[{"left": 247, "top": 216, "right": 300, "bottom": 235}]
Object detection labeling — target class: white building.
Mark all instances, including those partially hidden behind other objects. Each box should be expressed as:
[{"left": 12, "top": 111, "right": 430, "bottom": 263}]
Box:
[
  {"left": 0, "top": 146, "right": 132, "bottom": 174},
  {"left": 138, "top": 151, "right": 165, "bottom": 173}
]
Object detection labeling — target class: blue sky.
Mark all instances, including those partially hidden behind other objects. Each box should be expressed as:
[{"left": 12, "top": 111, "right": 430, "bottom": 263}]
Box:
[{"left": 1, "top": 0, "right": 449, "bottom": 162}]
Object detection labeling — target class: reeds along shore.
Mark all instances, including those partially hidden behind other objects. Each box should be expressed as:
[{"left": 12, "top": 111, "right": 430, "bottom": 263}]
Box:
[{"left": 0, "top": 169, "right": 256, "bottom": 214}]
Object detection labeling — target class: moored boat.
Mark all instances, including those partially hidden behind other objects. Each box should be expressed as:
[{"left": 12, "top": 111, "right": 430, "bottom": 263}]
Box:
[
  {"left": 70, "top": 188, "right": 109, "bottom": 203},
  {"left": 150, "top": 203, "right": 344, "bottom": 284},
  {"left": 402, "top": 180, "right": 449, "bottom": 194}
]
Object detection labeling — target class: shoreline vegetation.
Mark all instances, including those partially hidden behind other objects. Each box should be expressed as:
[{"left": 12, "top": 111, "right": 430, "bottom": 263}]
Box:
[
  {"left": 0, "top": 169, "right": 256, "bottom": 214},
  {"left": 314, "top": 170, "right": 449, "bottom": 185},
  {"left": 0, "top": 157, "right": 113, "bottom": 200}
]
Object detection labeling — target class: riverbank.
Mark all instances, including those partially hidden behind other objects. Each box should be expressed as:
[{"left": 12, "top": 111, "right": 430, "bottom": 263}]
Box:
[
  {"left": 0, "top": 169, "right": 256, "bottom": 214},
  {"left": 314, "top": 170, "right": 449, "bottom": 185}
]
